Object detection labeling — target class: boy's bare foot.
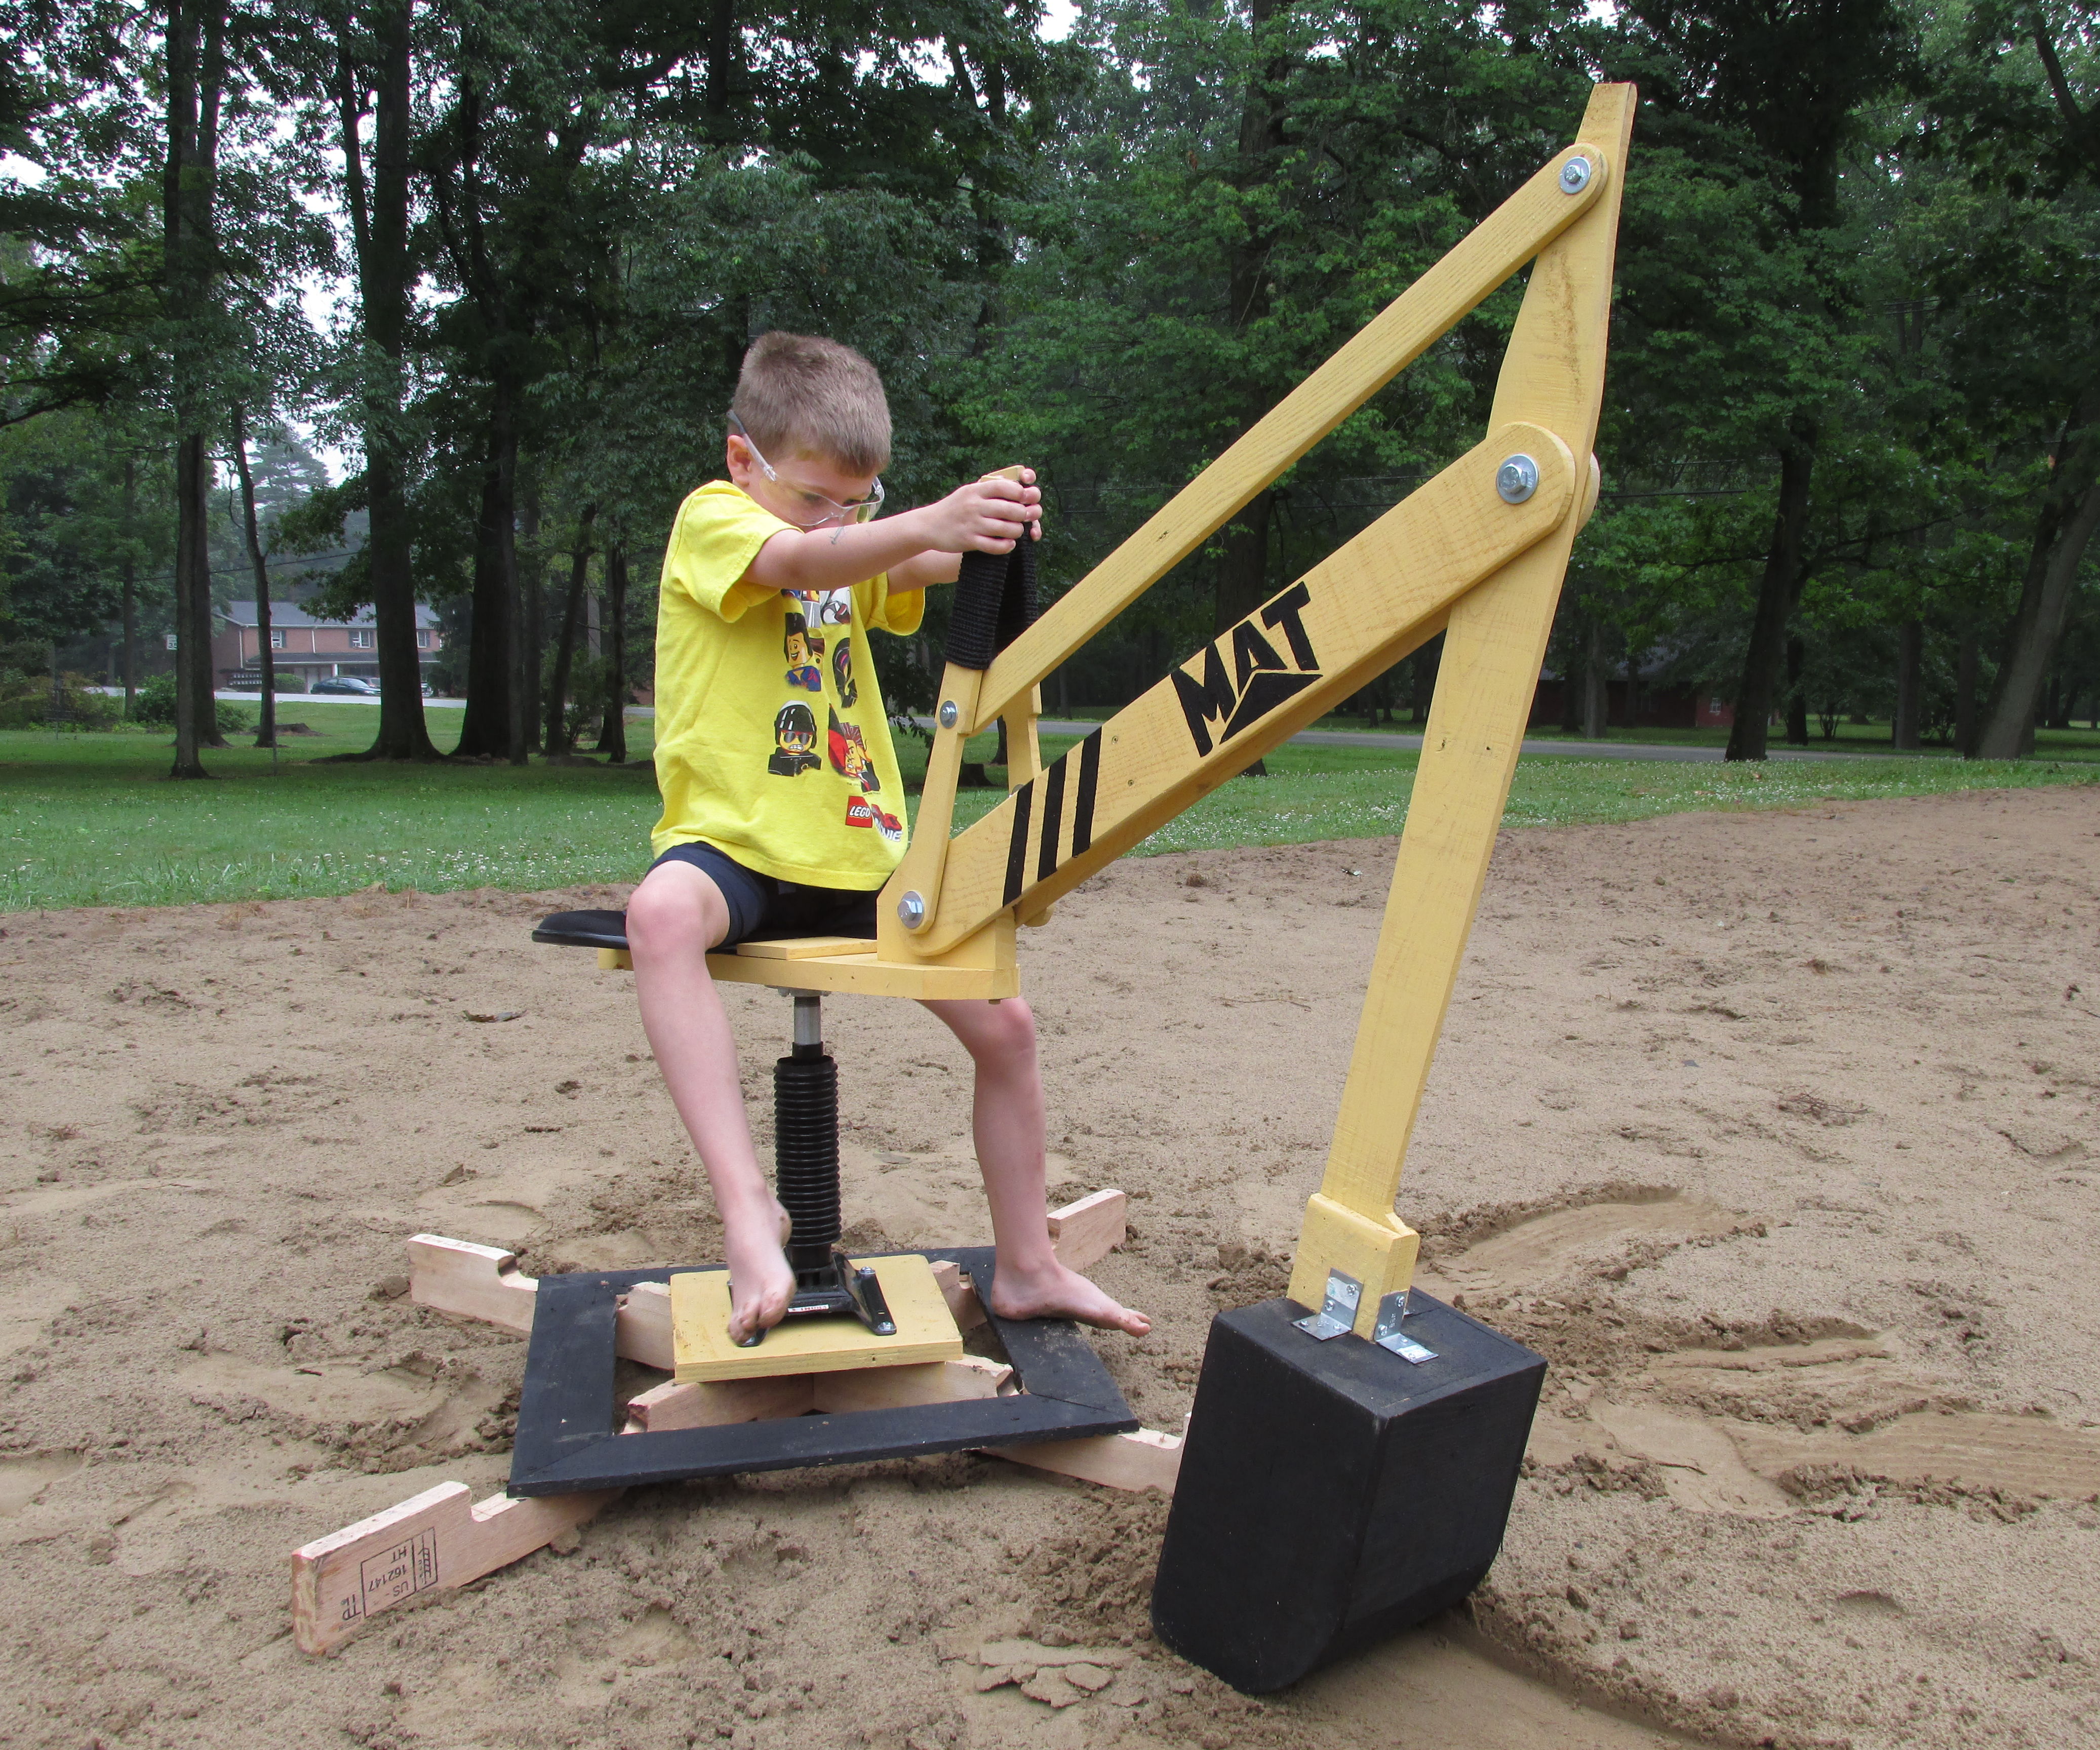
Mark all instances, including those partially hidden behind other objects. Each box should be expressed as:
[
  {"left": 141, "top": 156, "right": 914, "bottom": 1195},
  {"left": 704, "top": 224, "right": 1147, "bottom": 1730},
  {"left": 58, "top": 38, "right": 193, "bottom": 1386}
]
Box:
[
  {"left": 724, "top": 1200, "right": 796, "bottom": 1345},
  {"left": 989, "top": 1258, "right": 1150, "bottom": 1337}
]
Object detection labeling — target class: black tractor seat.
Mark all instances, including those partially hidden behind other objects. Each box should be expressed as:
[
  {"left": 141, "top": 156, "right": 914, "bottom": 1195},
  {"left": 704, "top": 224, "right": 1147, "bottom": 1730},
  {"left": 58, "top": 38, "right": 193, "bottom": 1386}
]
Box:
[
  {"left": 532, "top": 908, "right": 633, "bottom": 951},
  {"left": 532, "top": 908, "right": 879, "bottom": 955}
]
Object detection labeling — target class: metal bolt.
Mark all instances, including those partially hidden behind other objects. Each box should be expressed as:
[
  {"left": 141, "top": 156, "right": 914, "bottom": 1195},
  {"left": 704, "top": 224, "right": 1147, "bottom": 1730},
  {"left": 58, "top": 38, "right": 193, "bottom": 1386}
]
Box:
[
  {"left": 937, "top": 700, "right": 959, "bottom": 729},
  {"left": 1559, "top": 154, "right": 1592, "bottom": 195},
  {"left": 896, "top": 890, "right": 927, "bottom": 928},
  {"left": 1496, "top": 454, "right": 1539, "bottom": 504}
]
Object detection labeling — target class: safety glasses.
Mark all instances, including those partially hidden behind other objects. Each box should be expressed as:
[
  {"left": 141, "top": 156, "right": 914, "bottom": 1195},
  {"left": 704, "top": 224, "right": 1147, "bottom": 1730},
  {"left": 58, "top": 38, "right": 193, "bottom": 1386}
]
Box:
[{"left": 727, "top": 413, "right": 885, "bottom": 528}]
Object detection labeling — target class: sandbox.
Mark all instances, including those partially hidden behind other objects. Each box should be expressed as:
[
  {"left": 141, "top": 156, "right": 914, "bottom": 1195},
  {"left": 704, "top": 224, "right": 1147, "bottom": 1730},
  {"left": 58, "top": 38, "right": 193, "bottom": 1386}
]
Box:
[{"left": 0, "top": 785, "right": 2095, "bottom": 1747}]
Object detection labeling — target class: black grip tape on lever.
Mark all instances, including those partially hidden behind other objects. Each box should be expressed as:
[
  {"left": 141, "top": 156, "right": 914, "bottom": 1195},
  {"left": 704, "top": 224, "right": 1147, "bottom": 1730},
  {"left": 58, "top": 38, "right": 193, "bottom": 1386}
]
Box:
[{"left": 944, "top": 536, "right": 1038, "bottom": 672}]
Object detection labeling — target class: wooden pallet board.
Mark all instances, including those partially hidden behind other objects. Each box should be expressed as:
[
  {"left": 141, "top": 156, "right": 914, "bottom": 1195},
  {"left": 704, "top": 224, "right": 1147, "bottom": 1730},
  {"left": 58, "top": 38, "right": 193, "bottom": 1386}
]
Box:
[
  {"left": 668, "top": 1254, "right": 964, "bottom": 1383},
  {"left": 295, "top": 1227, "right": 1166, "bottom": 1655}
]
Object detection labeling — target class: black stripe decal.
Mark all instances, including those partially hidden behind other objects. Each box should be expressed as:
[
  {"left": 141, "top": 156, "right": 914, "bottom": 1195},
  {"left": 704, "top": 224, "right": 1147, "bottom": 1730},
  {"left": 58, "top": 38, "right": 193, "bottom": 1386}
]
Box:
[
  {"left": 1037, "top": 755, "right": 1066, "bottom": 882},
  {"left": 1071, "top": 730, "right": 1102, "bottom": 857},
  {"left": 1003, "top": 782, "right": 1034, "bottom": 905}
]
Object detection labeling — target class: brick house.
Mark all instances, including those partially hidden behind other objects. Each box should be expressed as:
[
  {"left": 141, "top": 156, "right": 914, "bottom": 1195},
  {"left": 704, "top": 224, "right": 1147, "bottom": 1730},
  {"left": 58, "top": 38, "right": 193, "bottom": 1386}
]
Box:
[{"left": 213, "top": 601, "right": 444, "bottom": 689}]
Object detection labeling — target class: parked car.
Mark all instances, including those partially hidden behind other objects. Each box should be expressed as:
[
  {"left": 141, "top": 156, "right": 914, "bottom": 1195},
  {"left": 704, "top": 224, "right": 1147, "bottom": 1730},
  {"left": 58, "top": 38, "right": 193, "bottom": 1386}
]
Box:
[{"left": 311, "top": 677, "right": 380, "bottom": 696}]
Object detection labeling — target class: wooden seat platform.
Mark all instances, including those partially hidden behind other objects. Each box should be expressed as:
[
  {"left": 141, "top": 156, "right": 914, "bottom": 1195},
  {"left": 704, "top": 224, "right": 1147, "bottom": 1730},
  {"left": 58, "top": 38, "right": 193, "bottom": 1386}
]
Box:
[{"left": 533, "top": 907, "right": 1019, "bottom": 1002}]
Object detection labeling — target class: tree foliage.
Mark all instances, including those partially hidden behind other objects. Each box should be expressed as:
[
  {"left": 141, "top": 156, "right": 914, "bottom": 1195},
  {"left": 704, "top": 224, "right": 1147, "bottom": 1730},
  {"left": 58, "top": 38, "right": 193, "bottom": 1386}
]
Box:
[{"left": 0, "top": 0, "right": 2093, "bottom": 777}]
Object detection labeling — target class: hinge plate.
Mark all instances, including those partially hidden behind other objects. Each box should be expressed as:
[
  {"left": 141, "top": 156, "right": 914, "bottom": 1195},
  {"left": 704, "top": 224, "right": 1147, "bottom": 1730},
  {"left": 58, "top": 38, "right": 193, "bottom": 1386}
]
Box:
[
  {"left": 1293, "top": 1269, "right": 1363, "bottom": 1341},
  {"left": 1372, "top": 1289, "right": 1438, "bottom": 1364}
]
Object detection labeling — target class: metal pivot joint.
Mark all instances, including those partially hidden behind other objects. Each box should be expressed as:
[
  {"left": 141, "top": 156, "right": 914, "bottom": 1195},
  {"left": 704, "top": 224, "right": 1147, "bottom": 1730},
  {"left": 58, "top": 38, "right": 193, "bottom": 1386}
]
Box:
[
  {"left": 743, "top": 990, "right": 895, "bottom": 1347},
  {"left": 937, "top": 700, "right": 960, "bottom": 729},
  {"left": 896, "top": 890, "right": 927, "bottom": 929},
  {"left": 1496, "top": 454, "right": 1539, "bottom": 504},
  {"left": 1559, "top": 154, "right": 1593, "bottom": 194}
]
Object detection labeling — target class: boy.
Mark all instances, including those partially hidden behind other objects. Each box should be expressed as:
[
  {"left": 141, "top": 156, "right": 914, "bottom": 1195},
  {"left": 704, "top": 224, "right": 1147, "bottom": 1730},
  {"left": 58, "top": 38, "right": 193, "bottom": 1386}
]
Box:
[{"left": 624, "top": 332, "right": 1150, "bottom": 1347}]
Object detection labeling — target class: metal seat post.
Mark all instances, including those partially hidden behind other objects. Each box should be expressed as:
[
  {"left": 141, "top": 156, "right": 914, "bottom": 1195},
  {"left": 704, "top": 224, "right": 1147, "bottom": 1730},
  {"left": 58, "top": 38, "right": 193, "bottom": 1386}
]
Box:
[{"left": 743, "top": 990, "right": 894, "bottom": 1345}]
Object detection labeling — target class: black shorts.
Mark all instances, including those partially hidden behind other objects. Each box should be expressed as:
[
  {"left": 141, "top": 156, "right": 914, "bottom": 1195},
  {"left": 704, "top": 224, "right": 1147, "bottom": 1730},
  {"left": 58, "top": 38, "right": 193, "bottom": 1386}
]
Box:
[{"left": 649, "top": 841, "right": 879, "bottom": 950}]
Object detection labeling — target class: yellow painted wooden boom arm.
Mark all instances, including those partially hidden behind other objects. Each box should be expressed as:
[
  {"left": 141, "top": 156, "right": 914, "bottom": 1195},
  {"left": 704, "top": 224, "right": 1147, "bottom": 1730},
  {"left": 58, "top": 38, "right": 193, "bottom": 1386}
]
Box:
[{"left": 883, "top": 85, "right": 1634, "bottom": 1338}]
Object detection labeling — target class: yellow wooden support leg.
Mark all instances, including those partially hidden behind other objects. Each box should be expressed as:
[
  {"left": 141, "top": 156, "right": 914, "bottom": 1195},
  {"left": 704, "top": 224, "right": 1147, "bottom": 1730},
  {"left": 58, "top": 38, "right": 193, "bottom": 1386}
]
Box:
[{"left": 1286, "top": 82, "right": 1635, "bottom": 1336}]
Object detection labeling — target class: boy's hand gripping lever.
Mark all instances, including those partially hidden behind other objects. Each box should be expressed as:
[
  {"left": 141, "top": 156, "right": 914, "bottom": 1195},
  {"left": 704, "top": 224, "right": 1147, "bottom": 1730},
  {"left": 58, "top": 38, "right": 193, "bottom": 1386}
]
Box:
[{"left": 886, "top": 466, "right": 1037, "bottom": 938}]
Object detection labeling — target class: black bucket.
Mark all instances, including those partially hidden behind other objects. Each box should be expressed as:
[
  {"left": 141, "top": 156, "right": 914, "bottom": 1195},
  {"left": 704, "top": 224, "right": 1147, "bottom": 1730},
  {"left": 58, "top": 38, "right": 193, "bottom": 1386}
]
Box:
[{"left": 1150, "top": 1290, "right": 1544, "bottom": 1694}]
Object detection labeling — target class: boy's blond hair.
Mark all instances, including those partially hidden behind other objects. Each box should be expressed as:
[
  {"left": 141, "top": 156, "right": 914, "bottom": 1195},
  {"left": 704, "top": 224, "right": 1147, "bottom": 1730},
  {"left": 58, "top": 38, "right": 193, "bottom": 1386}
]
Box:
[{"left": 731, "top": 332, "right": 891, "bottom": 476}]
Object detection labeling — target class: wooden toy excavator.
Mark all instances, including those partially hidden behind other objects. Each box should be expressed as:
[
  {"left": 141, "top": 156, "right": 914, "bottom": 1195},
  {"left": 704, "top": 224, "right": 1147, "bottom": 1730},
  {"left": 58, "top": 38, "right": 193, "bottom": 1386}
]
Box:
[{"left": 294, "top": 84, "right": 1633, "bottom": 1693}]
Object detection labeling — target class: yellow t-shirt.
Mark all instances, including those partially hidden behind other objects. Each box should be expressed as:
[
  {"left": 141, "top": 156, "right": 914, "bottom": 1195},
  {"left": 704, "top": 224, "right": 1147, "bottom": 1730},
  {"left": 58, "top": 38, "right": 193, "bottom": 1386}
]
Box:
[{"left": 650, "top": 481, "right": 925, "bottom": 886}]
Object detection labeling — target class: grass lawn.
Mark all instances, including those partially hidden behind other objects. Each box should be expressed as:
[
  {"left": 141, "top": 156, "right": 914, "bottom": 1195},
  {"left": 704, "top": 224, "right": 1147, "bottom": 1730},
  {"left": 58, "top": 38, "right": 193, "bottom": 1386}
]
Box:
[{"left": 4, "top": 703, "right": 2094, "bottom": 912}]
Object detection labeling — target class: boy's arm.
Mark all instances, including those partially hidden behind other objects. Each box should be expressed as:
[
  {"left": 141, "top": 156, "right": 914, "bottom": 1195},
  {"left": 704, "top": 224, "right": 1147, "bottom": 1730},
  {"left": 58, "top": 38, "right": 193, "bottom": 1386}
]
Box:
[
  {"left": 885, "top": 549, "right": 963, "bottom": 595},
  {"left": 744, "top": 473, "right": 1040, "bottom": 598}
]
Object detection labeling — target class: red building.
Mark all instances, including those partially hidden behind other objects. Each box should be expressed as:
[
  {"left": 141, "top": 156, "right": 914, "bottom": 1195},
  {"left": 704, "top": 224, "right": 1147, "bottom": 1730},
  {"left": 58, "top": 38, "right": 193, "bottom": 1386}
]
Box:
[{"left": 212, "top": 601, "right": 444, "bottom": 689}]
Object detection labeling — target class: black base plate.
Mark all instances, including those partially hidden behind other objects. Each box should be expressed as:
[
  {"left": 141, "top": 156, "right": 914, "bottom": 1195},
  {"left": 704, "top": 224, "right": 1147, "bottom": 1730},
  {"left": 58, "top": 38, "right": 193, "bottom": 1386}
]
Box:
[
  {"left": 506, "top": 1247, "right": 1137, "bottom": 1497},
  {"left": 1150, "top": 1290, "right": 1544, "bottom": 1694}
]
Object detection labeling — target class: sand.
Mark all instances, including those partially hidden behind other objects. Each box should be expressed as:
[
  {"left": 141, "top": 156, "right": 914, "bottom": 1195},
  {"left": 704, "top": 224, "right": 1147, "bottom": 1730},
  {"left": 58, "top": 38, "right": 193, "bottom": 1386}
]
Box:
[{"left": 1, "top": 784, "right": 2095, "bottom": 1750}]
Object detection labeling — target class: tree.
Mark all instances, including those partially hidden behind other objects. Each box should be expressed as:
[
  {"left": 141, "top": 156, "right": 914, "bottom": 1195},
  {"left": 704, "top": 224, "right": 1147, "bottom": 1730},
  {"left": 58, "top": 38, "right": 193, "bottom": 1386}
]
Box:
[
  {"left": 1937, "top": 3, "right": 2100, "bottom": 759},
  {"left": 328, "top": 0, "right": 440, "bottom": 759},
  {"left": 227, "top": 403, "right": 275, "bottom": 744},
  {"left": 0, "top": 410, "right": 127, "bottom": 664},
  {"left": 969, "top": 0, "right": 1603, "bottom": 709},
  {"left": 1610, "top": 0, "right": 1914, "bottom": 762},
  {"left": 162, "top": 0, "right": 232, "bottom": 777}
]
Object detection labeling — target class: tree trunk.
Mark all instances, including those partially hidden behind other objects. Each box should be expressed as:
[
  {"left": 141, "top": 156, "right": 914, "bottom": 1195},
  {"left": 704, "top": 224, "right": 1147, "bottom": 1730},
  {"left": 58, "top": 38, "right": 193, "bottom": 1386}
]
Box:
[
  {"left": 454, "top": 391, "right": 521, "bottom": 760},
  {"left": 545, "top": 505, "right": 596, "bottom": 756},
  {"left": 702, "top": 0, "right": 749, "bottom": 143},
  {"left": 1725, "top": 433, "right": 1816, "bottom": 762},
  {"left": 1581, "top": 619, "right": 1608, "bottom": 739},
  {"left": 1558, "top": 621, "right": 1581, "bottom": 732},
  {"left": 1411, "top": 634, "right": 1442, "bottom": 723},
  {"left": 1784, "top": 634, "right": 1809, "bottom": 745},
  {"left": 518, "top": 477, "right": 542, "bottom": 760},
  {"left": 1209, "top": 0, "right": 1294, "bottom": 780},
  {"left": 121, "top": 456, "right": 138, "bottom": 717},
  {"left": 594, "top": 540, "right": 628, "bottom": 763},
  {"left": 230, "top": 409, "right": 275, "bottom": 747},
  {"left": 1955, "top": 628, "right": 1980, "bottom": 755},
  {"left": 162, "top": 0, "right": 228, "bottom": 777},
  {"left": 1214, "top": 493, "right": 1274, "bottom": 776},
  {"left": 337, "top": 4, "right": 439, "bottom": 761},
  {"left": 1974, "top": 425, "right": 2100, "bottom": 760},
  {"left": 1892, "top": 618, "right": 1922, "bottom": 748},
  {"left": 170, "top": 434, "right": 210, "bottom": 776}
]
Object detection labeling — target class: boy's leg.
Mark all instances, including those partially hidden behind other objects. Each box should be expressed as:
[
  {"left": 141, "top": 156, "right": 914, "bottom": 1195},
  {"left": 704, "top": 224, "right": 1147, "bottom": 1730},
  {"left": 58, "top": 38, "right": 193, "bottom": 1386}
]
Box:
[
  {"left": 920, "top": 997, "right": 1149, "bottom": 1337},
  {"left": 624, "top": 859, "right": 794, "bottom": 1342}
]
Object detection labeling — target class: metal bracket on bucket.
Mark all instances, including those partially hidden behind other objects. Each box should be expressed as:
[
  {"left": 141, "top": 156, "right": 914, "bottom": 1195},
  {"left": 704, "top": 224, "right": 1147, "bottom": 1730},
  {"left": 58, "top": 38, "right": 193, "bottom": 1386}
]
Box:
[
  {"left": 1372, "top": 1290, "right": 1438, "bottom": 1365},
  {"left": 1296, "top": 1277, "right": 1438, "bottom": 1364},
  {"left": 1293, "top": 1270, "right": 1363, "bottom": 1340}
]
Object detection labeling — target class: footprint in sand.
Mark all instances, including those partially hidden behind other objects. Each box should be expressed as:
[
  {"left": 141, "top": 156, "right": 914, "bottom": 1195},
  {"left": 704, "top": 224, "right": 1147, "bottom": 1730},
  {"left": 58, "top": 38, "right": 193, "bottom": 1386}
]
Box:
[
  {"left": 1417, "top": 1188, "right": 1748, "bottom": 1302},
  {"left": 179, "top": 1353, "right": 454, "bottom": 1425},
  {"left": 1475, "top": 1194, "right": 2100, "bottom": 1511},
  {"left": 0, "top": 1453, "right": 82, "bottom": 1519},
  {"left": 1544, "top": 1367, "right": 2100, "bottom": 1511},
  {"left": 413, "top": 1162, "right": 590, "bottom": 1247},
  {"left": 0, "top": 1277, "right": 80, "bottom": 1359},
  {"left": 176, "top": 1353, "right": 501, "bottom": 1464}
]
